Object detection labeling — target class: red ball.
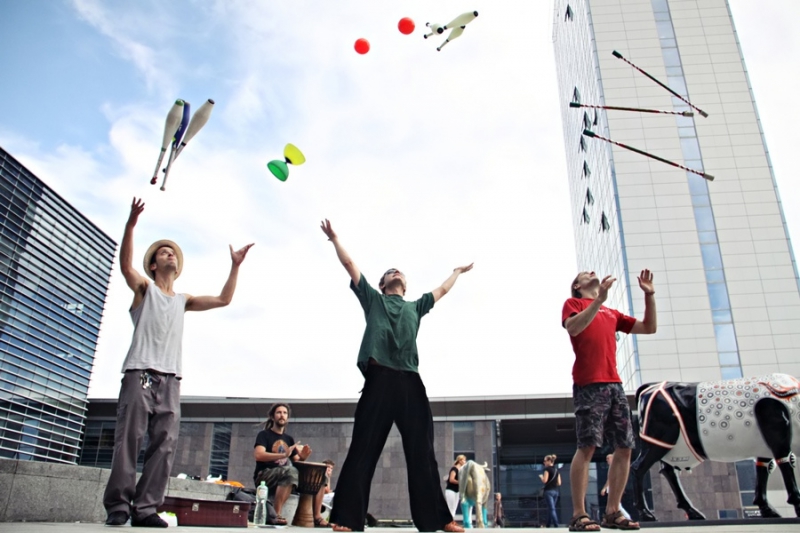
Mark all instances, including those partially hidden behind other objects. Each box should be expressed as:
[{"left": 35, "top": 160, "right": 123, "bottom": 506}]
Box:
[
  {"left": 354, "top": 38, "right": 370, "bottom": 54},
  {"left": 398, "top": 17, "right": 415, "bottom": 35}
]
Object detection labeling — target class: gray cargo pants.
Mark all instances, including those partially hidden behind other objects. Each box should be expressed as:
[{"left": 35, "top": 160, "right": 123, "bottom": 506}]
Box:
[{"left": 103, "top": 370, "right": 181, "bottom": 520}]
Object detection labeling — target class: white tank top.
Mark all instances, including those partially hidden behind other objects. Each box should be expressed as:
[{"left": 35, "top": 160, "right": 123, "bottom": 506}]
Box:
[{"left": 121, "top": 282, "right": 186, "bottom": 377}]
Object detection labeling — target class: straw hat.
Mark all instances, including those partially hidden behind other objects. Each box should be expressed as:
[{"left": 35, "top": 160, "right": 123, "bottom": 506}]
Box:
[{"left": 143, "top": 239, "right": 183, "bottom": 280}]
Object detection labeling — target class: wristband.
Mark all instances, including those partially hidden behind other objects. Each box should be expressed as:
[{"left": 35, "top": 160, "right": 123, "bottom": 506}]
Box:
[{"left": 644, "top": 291, "right": 655, "bottom": 295}]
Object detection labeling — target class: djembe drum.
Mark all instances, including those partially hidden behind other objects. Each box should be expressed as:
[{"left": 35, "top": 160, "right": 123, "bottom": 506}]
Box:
[{"left": 292, "top": 461, "right": 328, "bottom": 527}]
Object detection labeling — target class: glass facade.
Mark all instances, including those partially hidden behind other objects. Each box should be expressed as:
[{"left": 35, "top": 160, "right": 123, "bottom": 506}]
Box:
[
  {"left": 649, "top": 0, "right": 743, "bottom": 380},
  {"left": 209, "top": 422, "right": 232, "bottom": 479},
  {"left": 0, "top": 146, "right": 115, "bottom": 463},
  {"left": 553, "top": 0, "right": 639, "bottom": 389}
]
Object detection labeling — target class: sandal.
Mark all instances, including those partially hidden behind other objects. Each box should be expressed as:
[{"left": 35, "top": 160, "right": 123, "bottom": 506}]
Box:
[
  {"left": 314, "top": 517, "right": 330, "bottom": 528},
  {"left": 332, "top": 525, "right": 352, "bottom": 532},
  {"left": 601, "top": 510, "right": 639, "bottom": 530},
  {"left": 569, "top": 514, "right": 601, "bottom": 532}
]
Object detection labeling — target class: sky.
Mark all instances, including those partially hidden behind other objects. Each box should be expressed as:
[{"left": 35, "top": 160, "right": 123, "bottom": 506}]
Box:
[{"left": 0, "top": 1, "right": 798, "bottom": 401}]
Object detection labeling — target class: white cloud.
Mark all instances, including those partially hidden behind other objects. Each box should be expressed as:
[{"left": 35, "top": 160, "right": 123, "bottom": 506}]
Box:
[{"left": 2, "top": 1, "right": 798, "bottom": 402}]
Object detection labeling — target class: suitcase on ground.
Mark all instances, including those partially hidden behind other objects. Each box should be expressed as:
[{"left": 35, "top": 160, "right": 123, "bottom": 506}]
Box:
[{"left": 158, "top": 496, "right": 250, "bottom": 527}]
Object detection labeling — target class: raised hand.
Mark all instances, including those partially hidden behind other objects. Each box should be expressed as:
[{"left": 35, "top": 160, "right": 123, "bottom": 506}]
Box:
[
  {"left": 127, "top": 197, "right": 145, "bottom": 226},
  {"left": 454, "top": 263, "right": 474, "bottom": 274},
  {"left": 230, "top": 243, "right": 254, "bottom": 266},
  {"left": 638, "top": 269, "right": 655, "bottom": 294},
  {"left": 320, "top": 219, "right": 337, "bottom": 241},
  {"left": 298, "top": 443, "right": 312, "bottom": 460},
  {"left": 597, "top": 275, "right": 616, "bottom": 303}
]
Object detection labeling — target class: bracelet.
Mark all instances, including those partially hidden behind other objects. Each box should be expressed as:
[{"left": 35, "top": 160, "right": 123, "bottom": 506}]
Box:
[{"left": 644, "top": 291, "right": 655, "bottom": 295}]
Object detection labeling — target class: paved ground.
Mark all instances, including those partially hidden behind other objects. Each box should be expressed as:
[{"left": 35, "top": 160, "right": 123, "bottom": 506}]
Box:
[{"left": 0, "top": 524, "right": 797, "bottom": 532}]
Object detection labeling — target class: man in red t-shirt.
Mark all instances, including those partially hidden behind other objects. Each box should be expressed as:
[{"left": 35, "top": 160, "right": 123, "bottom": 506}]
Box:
[{"left": 562, "top": 270, "right": 656, "bottom": 532}]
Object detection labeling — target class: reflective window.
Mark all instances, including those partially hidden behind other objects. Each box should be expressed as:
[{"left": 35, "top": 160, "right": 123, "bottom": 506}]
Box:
[
  {"left": 701, "top": 244, "right": 723, "bottom": 270},
  {"left": 715, "top": 324, "right": 738, "bottom": 353},
  {"left": 721, "top": 366, "right": 744, "bottom": 380},
  {"left": 718, "top": 352, "right": 740, "bottom": 366},
  {"left": 662, "top": 47, "right": 681, "bottom": 67},
  {"left": 208, "top": 423, "right": 232, "bottom": 479},
  {"left": 708, "top": 283, "right": 730, "bottom": 310},
  {"left": 680, "top": 138, "right": 701, "bottom": 160},
  {"left": 694, "top": 207, "right": 716, "bottom": 232}
]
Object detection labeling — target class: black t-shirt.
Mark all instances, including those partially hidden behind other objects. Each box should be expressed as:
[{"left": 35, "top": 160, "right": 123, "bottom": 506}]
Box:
[
  {"left": 446, "top": 466, "right": 459, "bottom": 492},
  {"left": 544, "top": 465, "right": 559, "bottom": 491},
  {"left": 253, "top": 429, "right": 296, "bottom": 481}
]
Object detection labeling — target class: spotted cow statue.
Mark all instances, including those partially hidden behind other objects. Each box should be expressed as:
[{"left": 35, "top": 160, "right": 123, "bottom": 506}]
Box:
[{"left": 631, "top": 373, "right": 800, "bottom": 520}]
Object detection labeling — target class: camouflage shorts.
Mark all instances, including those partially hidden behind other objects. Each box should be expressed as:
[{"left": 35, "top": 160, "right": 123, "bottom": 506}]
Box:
[{"left": 573, "top": 382, "right": 635, "bottom": 450}]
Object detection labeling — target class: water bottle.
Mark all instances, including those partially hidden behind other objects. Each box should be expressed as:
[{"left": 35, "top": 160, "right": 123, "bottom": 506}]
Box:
[{"left": 254, "top": 481, "right": 269, "bottom": 526}]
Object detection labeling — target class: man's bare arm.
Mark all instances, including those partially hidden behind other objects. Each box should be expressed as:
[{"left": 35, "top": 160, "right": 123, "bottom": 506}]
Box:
[
  {"left": 120, "top": 198, "right": 149, "bottom": 301},
  {"left": 431, "top": 263, "right": 474, "bottom": 303},
  {"left": 320, "top": 219, "right": 360, "bottom": 286},
  {"left": 254, "top": 443, "right": 297, "bottom": 463},
  {"left": 564, "top": 275, "right": 615, "bottom": 336},
  {"left": 186, "top": 244, "right": 254, "bottom": 312},
  {"left": 630, "top": 269, "right": 657, "bottom": 334}
]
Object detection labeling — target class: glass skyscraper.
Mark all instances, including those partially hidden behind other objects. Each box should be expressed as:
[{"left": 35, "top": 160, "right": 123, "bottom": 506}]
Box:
[
  {"left": 554, "top": 0, "right": 800, "bottom": 390},
  {"left": 0, "top": 146, "right": 115, "bottom": 463}
]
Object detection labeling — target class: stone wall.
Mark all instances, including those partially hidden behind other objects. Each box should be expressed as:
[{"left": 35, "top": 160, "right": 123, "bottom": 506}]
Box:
[
  {"left": 173, "top": 420, "right": 495, "bottom": 521},
  {"left": 0, "top": 457, "right": 232, "bottom": 523},
  {"left": 649, "top": 460, "right": 741, "bottom": 521}
]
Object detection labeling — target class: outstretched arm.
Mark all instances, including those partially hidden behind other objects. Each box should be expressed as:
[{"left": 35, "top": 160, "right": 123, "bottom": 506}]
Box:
[
  {"left": 120, "top": 198, "right": 149, "bottom": 298},
  {"left": 186, "top": 243, "right": 254, "bottom": 311},
  {"left": 564, "top": 275, "right": 614, "bottom": 336},
  {"left": 431, "top": 263, "right": 473, "bottom": 303},
  {"left": 320, "top": 219, "right": 360, "bottom": 286},
  {"left": 630, "top": 269, "right": 657, "bottom": 334}
]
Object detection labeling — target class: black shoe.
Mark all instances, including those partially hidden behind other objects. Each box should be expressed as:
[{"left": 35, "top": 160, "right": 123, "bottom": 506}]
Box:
[
  {"left": 105, "top": 511, "right": 130, "bottom": 526},
  {"left": 131, "top": 513, "right": 168, "bottom": 528}
]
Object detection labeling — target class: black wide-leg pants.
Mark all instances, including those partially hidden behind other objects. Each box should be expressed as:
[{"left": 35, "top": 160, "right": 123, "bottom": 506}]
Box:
[{"left": 330, "top": 365, "right": 453, "bottom": 532}]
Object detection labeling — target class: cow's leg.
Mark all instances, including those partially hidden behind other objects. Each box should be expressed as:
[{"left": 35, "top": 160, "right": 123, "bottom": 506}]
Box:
[
  {"left": 461, "top": 500, "right": 473, "bottom": 528},
  {"left": 753, "top": 458, "right": 781, "bottom": 518},
  {"left": 755, "top": 398, "right": 800, "bottom": 517},
  {"left": 631, "top": 393, "right": 681, "bottom": 522},
  {"left": 658, "top": 464, "right": 705, "bottom": 520},
  {"left": 475, "top": 500, "right": 484, "bottom": 528},
  {"left": 631, "top": 444, "right": 668, "bottom": 522}
]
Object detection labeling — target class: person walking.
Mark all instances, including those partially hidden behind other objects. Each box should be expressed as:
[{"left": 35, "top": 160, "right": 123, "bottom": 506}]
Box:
[
  {"left": 446, "top": 455, "right": 467, "bottom": 519},
  {"left": 539, "top": 455, "right": 561, "bottom": 528}
]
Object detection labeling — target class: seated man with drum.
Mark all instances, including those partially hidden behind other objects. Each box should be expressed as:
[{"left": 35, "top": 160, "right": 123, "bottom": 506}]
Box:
[{"left": 253, "top": 403, "right": 328, "bottom": 526}]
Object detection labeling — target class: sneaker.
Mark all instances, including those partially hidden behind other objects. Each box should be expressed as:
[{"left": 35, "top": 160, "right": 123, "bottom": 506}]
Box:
[
  {"left": 131, "top": 513, "right": 168, "bottom": 528},
  {"left": 105, "top": 511, "right": 130, "bottom": 526},
  {"left": 443, "top": 521, "right": 465, "bottom": 532}
]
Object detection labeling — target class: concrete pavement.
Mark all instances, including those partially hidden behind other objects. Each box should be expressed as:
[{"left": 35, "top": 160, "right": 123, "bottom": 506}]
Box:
[{"left": 0, "top": 524, "right": 797, "bottom": 533}]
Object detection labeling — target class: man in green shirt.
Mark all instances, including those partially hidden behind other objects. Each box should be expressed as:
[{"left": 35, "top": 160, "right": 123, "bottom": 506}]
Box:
[{"left": 320, "top": 219, "right": 472, "bottom": 533}]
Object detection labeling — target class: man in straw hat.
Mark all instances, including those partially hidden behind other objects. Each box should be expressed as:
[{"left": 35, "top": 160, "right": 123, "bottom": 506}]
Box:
[
  {"left": 320, "top": 219, "right": 471, "bottom": 533},
  {"left": 104, "top": 197, "right": 253, "bottom": 528}
]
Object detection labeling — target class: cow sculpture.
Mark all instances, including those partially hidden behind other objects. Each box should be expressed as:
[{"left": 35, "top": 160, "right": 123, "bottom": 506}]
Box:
[
  {"left": 631, "top": 373, "right": 800, "bottom": 520},
  {"left": 458, "top": 460, "right": 492, "bottom": 528}
]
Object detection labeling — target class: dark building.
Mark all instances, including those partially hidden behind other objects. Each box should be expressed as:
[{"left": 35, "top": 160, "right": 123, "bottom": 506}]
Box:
[
  {"left": 83, "top": 393, "right": 780, "bottom": 524},
  {"left": 0, "top": 146, "right": 115, "bottom": 464}
]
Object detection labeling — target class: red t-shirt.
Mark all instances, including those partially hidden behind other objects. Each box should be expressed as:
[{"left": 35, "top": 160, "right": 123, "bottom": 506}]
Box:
[{"left": 561, "top": 298, "right": 637, "bottom": 386}]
